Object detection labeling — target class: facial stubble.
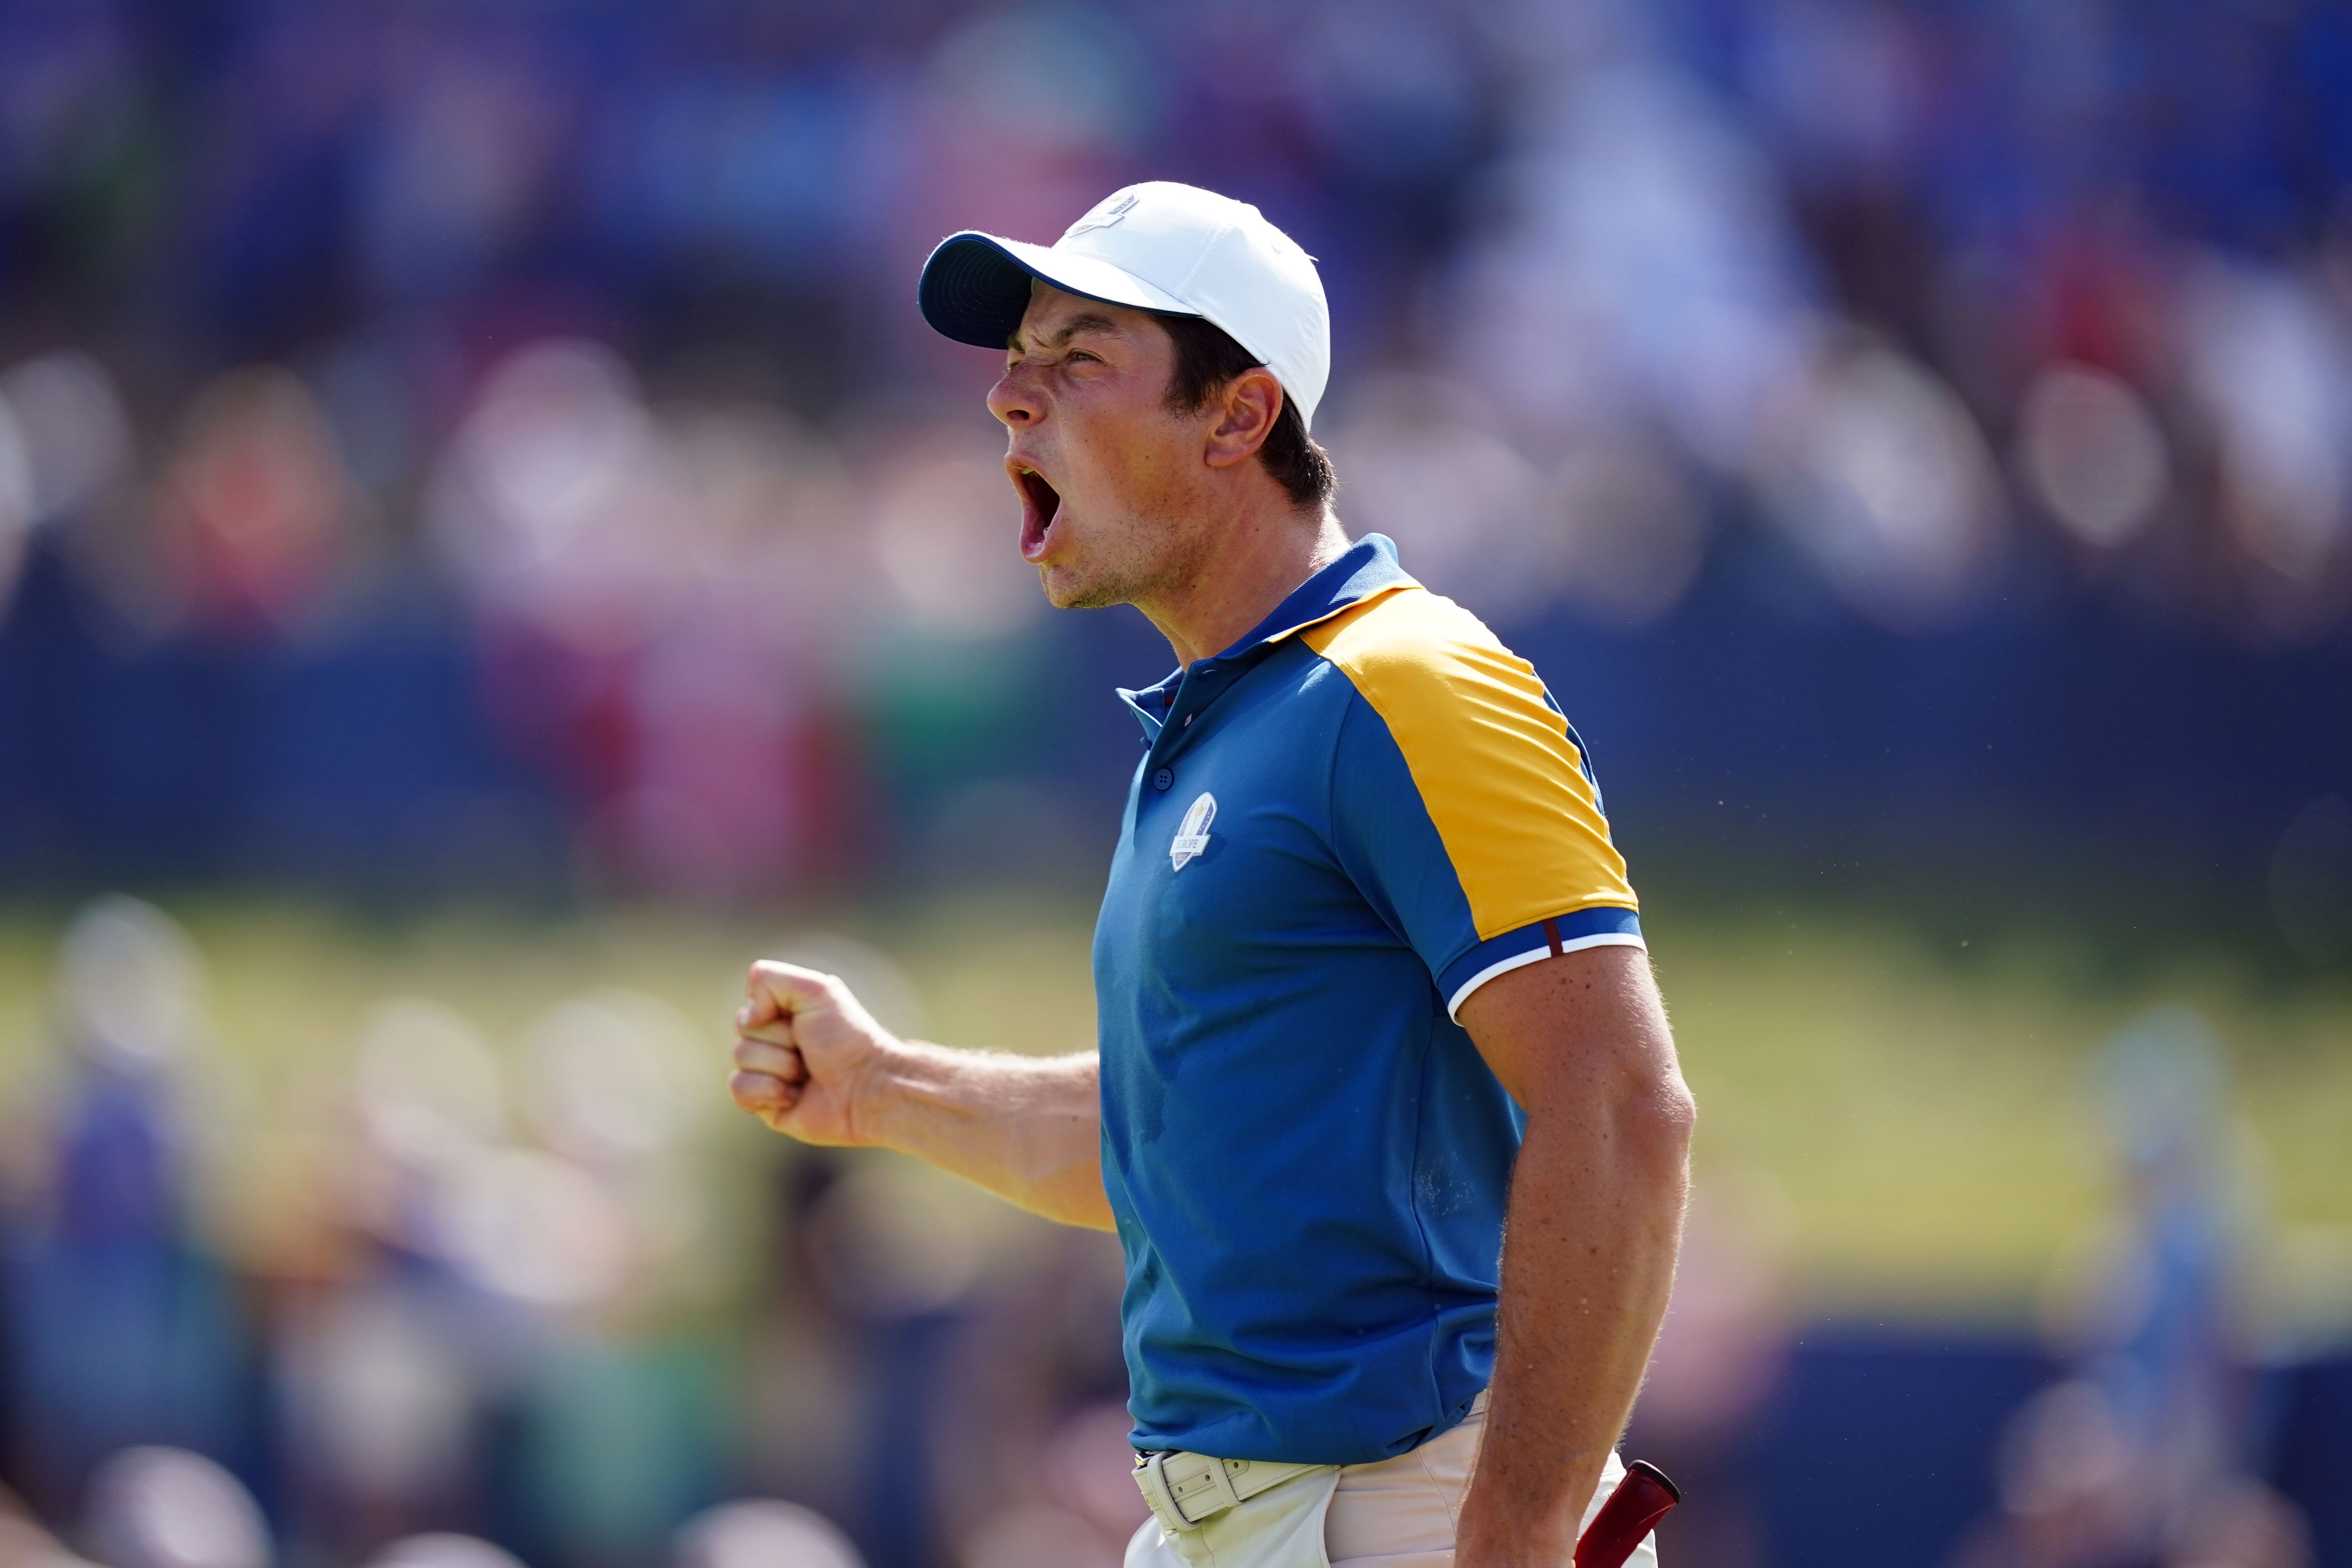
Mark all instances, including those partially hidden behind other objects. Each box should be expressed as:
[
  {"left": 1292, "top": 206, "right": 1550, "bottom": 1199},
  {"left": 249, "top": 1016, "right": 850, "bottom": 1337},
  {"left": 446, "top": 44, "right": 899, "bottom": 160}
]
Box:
[{"left": 1037, "top": 498, "right": 1220, "bottom": 616}]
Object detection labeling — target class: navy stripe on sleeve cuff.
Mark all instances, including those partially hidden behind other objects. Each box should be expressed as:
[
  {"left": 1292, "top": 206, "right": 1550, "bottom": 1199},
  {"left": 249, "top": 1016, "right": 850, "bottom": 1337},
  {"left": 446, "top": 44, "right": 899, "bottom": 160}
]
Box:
[{"left": 1439, "top": 907, "right": 1644, "bottom": 1020}]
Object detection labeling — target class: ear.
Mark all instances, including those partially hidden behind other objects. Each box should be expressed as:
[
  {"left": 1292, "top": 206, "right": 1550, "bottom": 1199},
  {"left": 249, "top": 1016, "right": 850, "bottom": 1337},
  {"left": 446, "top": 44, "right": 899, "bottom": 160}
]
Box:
[{"left": 1201, "top": 368, "right": 1284, "bottom": 470}]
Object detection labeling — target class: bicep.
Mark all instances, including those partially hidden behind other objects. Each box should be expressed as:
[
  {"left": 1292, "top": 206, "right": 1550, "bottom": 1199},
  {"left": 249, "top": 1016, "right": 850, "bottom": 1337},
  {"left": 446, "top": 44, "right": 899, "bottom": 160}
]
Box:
[{"left": 1456, "top": 943, "right": 1681, "bottom": 1117}]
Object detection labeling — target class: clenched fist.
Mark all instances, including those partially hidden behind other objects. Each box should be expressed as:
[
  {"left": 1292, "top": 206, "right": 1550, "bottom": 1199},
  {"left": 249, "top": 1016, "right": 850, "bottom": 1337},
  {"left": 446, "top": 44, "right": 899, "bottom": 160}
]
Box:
[{"left": 730, "top": 961, "right": 899, "bottom": 1147}]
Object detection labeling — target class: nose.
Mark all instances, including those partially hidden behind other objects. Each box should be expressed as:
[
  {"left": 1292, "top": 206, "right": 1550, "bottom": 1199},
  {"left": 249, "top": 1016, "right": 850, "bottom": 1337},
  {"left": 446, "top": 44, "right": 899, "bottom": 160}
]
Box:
[{"left": 987, "top": 362, "right": 1040, "bottom": 429}]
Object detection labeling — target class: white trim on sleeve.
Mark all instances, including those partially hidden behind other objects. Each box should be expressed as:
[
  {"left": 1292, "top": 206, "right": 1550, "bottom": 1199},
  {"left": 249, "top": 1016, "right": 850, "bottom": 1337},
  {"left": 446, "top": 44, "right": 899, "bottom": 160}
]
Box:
[{"left": 1444, "top": 933, "right": 1649, "bottom": 1022}]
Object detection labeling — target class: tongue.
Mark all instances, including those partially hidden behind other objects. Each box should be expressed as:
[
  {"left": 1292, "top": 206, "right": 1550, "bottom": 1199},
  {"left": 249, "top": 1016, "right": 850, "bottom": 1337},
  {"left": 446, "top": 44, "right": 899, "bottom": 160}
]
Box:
[{"left": 1022, "top": 475, "right": 1062, "bottom": 560}]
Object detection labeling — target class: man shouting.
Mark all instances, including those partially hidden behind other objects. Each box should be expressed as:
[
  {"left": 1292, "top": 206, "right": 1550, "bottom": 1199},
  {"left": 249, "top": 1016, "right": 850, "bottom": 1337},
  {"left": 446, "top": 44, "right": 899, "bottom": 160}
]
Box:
[{"left": 732, "top": 182, "right": 1692, "bottom": 1568}]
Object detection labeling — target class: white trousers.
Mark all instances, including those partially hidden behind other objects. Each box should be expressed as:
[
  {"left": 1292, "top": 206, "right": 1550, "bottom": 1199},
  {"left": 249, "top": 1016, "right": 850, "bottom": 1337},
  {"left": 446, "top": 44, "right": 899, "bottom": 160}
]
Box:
[{"left": 1124, "top": 1401, "right": 1661, "bottom": 1568}]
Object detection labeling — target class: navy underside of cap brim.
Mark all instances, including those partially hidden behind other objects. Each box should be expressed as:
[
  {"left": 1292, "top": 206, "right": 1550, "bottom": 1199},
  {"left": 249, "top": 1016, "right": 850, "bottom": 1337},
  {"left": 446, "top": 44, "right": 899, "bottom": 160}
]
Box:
[
  {"left": 917, "top": 233, "right": 1200, "bottom": 348},
  {"left": 918, "top": 235, "right": 1037, "bottom": 349}
]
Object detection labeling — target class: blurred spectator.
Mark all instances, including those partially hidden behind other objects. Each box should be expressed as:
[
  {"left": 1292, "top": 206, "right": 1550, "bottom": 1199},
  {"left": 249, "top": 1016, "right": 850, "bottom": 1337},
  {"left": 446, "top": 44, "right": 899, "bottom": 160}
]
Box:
[
  {"left": 0, "top": 900, "right": 252, "bottom": 1521},
  {"left": 268, "top": 996, "right": 520, "bottom": 1556},
  {"left": 492, "top": 993, "right": 732, "bottom": 1568},
  {"left": 0, "top": 350, "right": 139, "bottom": 626},
  {"left": 83, "top": 1448, "right": 269, "bottom": 1568},
  {"left": 1755, "top": 326, "right": 2007, "bottom": 632},
  {"left": 1951, "top": 1008, "right": 2312, "bottom": 1568},
  {"left": 673, "top": 1500, "right": 863, "bottom": 1568},
  {"left": 2014, "top": 362, "right": 2172, "bottom": 554},
  {"left": 2177, "top": 256, "right": 2352, "bottom": 637},
  {"left": 152, "top": 368, "right": 357, "bottom": 644},
  {"left": 363, "top": 1535, "right": 528, "bottom": 1568}
]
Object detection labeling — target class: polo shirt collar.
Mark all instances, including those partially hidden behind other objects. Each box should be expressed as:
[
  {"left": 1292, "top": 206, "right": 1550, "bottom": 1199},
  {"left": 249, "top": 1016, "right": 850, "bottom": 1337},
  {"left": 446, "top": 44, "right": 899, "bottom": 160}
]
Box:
[{"left": 1116, "top": 533, "right": 1416, "bottom": 742}]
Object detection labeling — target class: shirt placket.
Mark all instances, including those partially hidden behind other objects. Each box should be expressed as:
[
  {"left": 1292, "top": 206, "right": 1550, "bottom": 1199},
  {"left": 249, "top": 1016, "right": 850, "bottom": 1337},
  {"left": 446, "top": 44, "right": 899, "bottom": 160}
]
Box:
[{"left": 1141, "top": 659, "right": 1252, "bottom": 796}]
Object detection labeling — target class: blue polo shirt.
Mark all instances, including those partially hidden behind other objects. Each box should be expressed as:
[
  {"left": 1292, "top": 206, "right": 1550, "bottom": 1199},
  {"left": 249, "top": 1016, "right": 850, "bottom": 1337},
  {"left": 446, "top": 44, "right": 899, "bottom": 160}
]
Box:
[{"left": 1093, "top": 534, "right": 1644, "bottom": 1467}]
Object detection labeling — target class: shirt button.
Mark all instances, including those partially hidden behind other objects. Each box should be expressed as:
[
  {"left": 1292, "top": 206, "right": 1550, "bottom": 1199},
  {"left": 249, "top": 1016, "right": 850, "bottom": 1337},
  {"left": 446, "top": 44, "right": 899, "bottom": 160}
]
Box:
[{"left": 1152, "top": 767, "right": 1173, "bottom": 791}]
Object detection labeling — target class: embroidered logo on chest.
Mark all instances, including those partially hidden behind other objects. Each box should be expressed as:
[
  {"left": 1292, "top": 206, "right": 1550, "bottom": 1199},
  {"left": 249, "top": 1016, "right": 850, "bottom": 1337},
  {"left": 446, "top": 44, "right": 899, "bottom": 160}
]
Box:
[{"left": 1169, "top": 792, "right": 1217, "bottom": 871}]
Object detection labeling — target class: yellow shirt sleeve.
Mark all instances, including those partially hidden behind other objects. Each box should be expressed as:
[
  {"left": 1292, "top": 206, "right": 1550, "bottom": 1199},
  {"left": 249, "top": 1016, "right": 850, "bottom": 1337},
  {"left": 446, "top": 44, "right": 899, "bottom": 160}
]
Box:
[{"left": 1301, "top": 587, "right": 1637, "bottom": 943}]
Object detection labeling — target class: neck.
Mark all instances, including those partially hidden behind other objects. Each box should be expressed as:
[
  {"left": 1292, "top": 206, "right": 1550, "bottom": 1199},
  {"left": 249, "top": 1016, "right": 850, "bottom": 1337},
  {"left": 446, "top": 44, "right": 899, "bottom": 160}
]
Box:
[{"left": 1136, "top": 499, "right": 1353, "bottom": 667}]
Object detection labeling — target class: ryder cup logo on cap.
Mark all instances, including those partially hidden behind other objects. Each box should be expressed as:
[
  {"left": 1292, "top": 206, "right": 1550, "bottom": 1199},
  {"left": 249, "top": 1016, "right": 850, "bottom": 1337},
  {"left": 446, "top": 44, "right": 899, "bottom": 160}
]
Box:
[{"left": 917, "top": 182, "right": 1331, "bottom": 429}]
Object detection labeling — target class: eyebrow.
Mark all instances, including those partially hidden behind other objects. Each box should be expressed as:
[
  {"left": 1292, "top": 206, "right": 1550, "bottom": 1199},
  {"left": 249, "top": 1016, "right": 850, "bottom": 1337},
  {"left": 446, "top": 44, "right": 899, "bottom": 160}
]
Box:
[{"left": 1008, "top": 312, "right": 1123, "bottom": 353}]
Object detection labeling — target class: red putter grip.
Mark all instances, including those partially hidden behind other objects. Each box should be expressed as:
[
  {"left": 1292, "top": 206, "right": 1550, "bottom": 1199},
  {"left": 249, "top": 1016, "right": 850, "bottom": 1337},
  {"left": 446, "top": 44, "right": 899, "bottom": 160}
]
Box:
[{"left": 1571, "top": 1461, "right": 1680, "bottom": 1568}]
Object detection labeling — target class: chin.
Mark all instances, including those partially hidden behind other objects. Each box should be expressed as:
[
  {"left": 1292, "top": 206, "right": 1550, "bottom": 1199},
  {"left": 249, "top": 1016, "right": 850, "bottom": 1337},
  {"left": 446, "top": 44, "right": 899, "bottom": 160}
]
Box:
[
  {"left": 1036, "top": 570, "right": 1080, "bottom": 610},
  {"left": 1037, "top": 562, "right": 1128, "bottom": 612}
]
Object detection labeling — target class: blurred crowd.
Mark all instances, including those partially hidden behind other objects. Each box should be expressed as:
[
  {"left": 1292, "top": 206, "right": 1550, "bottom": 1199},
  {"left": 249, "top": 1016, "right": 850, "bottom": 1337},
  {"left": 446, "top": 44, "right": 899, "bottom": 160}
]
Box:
[
  {"left": 0, "top": 895, "right": 1149, "bottom": 1568},
  {"left": 0, "top": 898, "right": 2324, "bottom": 1568},
  {"left": 3, "top": 0, "right": 2351, "bottom": 896}
]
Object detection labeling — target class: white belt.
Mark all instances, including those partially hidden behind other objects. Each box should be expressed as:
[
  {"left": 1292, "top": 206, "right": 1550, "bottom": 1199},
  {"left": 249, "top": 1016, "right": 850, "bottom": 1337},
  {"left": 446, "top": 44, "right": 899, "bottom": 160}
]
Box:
[{"left": 1132, "top": 1448, "right": 1329, "bottom": 1534}]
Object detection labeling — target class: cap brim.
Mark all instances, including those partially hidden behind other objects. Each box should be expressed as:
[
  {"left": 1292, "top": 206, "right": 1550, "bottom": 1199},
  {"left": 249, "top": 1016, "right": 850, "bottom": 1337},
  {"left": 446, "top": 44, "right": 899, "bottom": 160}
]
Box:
[{"left": 918, "top": 233, "right": 1198, "bottom": 348}]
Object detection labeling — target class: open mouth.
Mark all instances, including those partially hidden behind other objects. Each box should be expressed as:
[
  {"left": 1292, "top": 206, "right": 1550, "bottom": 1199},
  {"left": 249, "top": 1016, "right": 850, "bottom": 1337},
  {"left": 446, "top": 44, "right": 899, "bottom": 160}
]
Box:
[{"left": 1012, "top": 463, "right": 1062, "bottom": 562}]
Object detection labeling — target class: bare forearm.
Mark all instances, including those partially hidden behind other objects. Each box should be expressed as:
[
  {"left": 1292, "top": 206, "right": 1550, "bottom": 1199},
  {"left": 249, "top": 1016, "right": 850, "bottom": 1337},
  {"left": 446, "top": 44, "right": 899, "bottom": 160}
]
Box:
[
  {"left": 861, "top": 1041, "right": 1113, "bottom": 1230},
  {"left": 735, "top": 964, "right": 1113, "bottom": 1230},
  {"left": 1458, "top": 1101, "right": 1690, "bottom": 1563}
]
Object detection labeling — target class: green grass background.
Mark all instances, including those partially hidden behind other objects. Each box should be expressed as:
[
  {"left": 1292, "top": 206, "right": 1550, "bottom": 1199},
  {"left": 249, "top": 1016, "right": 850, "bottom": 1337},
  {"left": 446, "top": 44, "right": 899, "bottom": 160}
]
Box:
[{"left": 0, "top": 891, "right": 2345, "bottom": 1337}]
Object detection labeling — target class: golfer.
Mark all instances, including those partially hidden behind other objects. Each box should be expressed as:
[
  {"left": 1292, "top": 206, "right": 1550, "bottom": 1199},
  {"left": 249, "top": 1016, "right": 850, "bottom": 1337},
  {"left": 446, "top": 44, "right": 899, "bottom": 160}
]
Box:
[{"left": 731, "top": 183, "right": 1692, "bottom": 1568}]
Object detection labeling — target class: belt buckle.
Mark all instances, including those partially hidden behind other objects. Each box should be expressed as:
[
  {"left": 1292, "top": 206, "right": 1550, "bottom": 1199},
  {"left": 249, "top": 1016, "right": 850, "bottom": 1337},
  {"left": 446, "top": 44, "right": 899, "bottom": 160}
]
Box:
[{"left": 1135, "top": 1451, "right": 1199, "bottom": 1533}]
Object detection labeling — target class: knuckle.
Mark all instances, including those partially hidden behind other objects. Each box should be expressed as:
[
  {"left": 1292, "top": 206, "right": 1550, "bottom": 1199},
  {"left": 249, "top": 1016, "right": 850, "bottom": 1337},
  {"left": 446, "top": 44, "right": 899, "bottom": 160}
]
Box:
[{"left": 751, "top": 959, "right": 831, "bottom": 994}]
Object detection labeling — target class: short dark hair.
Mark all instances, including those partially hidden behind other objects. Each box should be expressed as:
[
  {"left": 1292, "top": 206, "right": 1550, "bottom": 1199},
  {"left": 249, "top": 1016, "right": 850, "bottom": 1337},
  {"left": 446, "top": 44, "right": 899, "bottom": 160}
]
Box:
[{"left": 1155, "top": 314, "right": 1337, "bottom": 512}]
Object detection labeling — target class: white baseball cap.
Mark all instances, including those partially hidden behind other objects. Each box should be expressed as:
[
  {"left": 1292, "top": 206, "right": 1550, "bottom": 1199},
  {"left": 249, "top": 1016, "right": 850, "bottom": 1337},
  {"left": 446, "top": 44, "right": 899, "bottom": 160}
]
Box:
[{"left": 917, "top": 181, "right": 1331, "bottom": 429}]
